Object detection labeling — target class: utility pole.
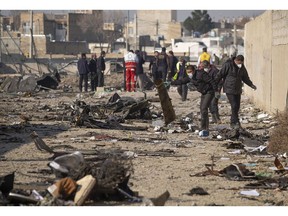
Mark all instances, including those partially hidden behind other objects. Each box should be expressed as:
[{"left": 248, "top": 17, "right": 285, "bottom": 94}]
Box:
[
  {"left": 233, "top": 22, "right": 237, "bottom": 56},
  {"left": 126, "top": 10, "right": 129, "bottom": 51},
  {"left": 154, "top": 19, "right": 159, "bottom": 50},
  {"left": 233, "top": 23, "right": 237, "bottom": 46},
  {"left": 30, "top": 10, "right": 33, "bottom": 59},
  {"left": 125, "top": 17, "right": 128, "bottom": 51},
  {"left": 156, "top": 19, "right": 159, "bottom": 36},
  {"left": 134, "top": 13, "right": 137, "bottom": 50}
]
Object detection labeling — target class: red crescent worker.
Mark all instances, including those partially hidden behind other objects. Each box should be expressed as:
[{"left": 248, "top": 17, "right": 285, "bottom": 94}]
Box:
[{"left": 124, "top": 50, "right": 139, "bottom": 92}]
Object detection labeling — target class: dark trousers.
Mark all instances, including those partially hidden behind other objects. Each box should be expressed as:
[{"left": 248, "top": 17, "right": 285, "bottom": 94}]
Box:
[
  {"left": 158, "top": 66, "right": 168, "bottom": 82},
  {"left": 90, "top": 72, "right": 98, "bottom": 91},
  {"left": 200, "top": 92, "right": 214, "bottom": 130},
  {"left": 209, "top": 97, "right": 219, "bottom": 115},
  {"left": 79, "top": 74, "right": 88, "bottom": 92},
  {"left": 152, "top": 70, "right": 162, "bottom": 83},
  {"left": 177, "top": 84, "right": 188, "bottom": 101},
  {"left": 226, "top": 93, "right": 241, "bottom": 124},
  {"left": 97, "top": 71, "right": 104, "bottom": 87}
]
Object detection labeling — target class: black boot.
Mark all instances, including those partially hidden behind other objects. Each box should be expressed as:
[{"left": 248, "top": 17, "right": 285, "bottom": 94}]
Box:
[{"left": 212, "top": 113, "right": 218, "bottom": 123}]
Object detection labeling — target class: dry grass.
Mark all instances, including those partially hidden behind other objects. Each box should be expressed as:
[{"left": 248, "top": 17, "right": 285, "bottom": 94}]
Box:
[{"left": 267, "top": 110, "right": 288, "bottom": 154}]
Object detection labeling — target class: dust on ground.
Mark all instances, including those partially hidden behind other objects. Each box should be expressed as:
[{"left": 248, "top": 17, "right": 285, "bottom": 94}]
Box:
[{"left": 0, "top": 70, "right": 287, "bottom": 208}]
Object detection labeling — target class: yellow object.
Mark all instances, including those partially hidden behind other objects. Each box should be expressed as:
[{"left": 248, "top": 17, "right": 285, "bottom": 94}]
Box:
[{"left": 200, "top": 52, "right": 211, "bottom": 62}]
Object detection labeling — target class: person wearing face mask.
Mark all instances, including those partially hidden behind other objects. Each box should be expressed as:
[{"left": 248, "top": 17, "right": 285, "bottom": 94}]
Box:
[
  {"left": 192, "top": 60, "right": 219, "bottom": 137},
  {"left": 216, "top": 55, "right": 257, "bottom": 129}
]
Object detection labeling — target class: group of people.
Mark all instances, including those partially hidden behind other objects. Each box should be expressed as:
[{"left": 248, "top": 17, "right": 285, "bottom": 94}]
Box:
[
  {"left": 77, "top": 51, "right": 106, "bottom": 92},
  {"left": 148, "top": 47, "right": 178, "bottom": 83},
  {"left": 170, "top": 47, "right": 257, "bottom": 137},
  {"left": 77, "top": 47, "right": 257, "bottom": 138}
]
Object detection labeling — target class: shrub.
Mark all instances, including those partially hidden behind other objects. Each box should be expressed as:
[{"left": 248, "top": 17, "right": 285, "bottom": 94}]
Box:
[{"left": 267, "top": 110, "right": 288, "bottom": 154}]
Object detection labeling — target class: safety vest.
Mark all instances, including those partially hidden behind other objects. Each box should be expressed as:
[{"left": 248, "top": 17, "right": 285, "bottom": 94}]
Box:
[
  {"left": 124, "top": 52, "right": 138, "bottom": 68},
  {"left": 173, "top": 62, "right": 190, "bottom": 80},
  {"left": 199, "top": 52, "right": 211, "bottom": 63}
]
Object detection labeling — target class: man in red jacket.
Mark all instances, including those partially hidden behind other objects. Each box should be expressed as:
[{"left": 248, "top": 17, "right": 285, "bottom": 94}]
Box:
[{"left": 124, "top": 50, "right": 138, "bottom": 92}]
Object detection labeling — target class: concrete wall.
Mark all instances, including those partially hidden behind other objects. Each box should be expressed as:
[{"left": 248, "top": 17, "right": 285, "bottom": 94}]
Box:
[
  {"left": 20, "top": 35, "right": 47, "bottom": 56},
  {"left": 20, "top": 12, "right": 45, "bottom": 35},
  {"left": 245, "top": 10, "right": 288, "bottom": 113}
]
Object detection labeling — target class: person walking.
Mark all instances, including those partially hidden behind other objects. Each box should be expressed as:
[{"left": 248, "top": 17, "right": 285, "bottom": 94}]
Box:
[
  {"left": 77, "top": 53, "right": 90, "bottom": 92},
  {"left": 124, "top": 50, "right": 138, "bottom": 92},
  {"left": 97, "top": 51, "right": 106, "bottom": 87},
  {"left": 202, "top": 60, "right": 222, "bottom": 123},
  {"left": 167, "top": 50, "right": 178, "bottom": 81},
  {"left": 172, "top": 57, "right": 189, "bottom": 101},
  {"left": 149, "top": 51, "right": 159, "bottom": 82},
  {"left": 135, "top": 50, "right": 145, "bottom": 91},
  {"left": 216, "top": 55, "right": 257, "bottom": 129},
  {"left": 88, "top": 53, "right": 97, "bottom": 92},
  {"left": 157, "top": 47, "right": 169, "bottom": 82},
  {"left": 192, "top": 60, "right": 219, "bottom": 137}
]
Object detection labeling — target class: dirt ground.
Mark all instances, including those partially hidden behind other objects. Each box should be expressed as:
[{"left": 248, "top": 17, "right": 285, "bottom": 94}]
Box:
[{"left": 0, "top": 69, "right": 287, "bottom": 210}]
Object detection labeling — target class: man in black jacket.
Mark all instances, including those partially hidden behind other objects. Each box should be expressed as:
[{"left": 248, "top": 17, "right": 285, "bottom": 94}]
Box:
[
  {"left": 77, "top": 53, "right": 90, "bottom": 92},
  {"left": 135, "top": 50, "right": 145, "bottom": 90},
  {"left": 149, "top": 51, "right": 159, "bottom": 82},
  {"left": 157, "top": 47, "right": 169, "bottom": 82},
  {"left": 203, "top": 61, "right": 222, "bottom": 123},
  {"left": 192, "top": 61, "right": 219, "bottom": 136},
  {"left": 167, "top": 50, "right": 178, "bottom": 81},
  {"left": 216, "top": 55, "right": 257, "bottom": 129},
  {"left": 97, "top": 51, "right": 106, "bottom": 87},
  {"left": 88, "top": 53, "right": 97, "bottom": 91}
]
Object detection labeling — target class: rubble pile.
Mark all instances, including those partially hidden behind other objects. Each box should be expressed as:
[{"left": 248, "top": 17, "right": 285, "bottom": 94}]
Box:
[{"left": 1, "top": 69, "right": 288, "bottom": 207}]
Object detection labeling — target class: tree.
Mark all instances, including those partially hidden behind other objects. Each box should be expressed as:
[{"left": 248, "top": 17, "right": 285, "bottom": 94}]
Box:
[
  {"left": 235, "top": 16, "right": 251, "bottom": 28},
  {"left": 183, "top": 10, "right": 213, "bottom": 35},
  {"left": 78, "top": 10, "right": 124, "bottom": 52}
]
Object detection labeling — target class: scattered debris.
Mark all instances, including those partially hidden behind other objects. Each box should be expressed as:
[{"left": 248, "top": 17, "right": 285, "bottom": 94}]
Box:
[
  {"left": 186, "top": 187, "right": 209, "bottom": 196},
  {"left": 240, "top": 190, "right": 260, "bottom": 196}
]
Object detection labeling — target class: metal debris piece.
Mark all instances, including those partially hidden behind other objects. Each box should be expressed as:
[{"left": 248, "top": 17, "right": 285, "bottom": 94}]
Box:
[
  {"left": 220, "top": 163, "right": 256, "bottom": 180},
  {"left": 154, "top": 79, "right": 176, "bottom": 125},
  {"left": 8, "top": 192, "right": 39, "bottom": 205},
  {"left": 30, "top": 131, "right": 55, "bottom": 154},
  {"left": 49, "top": 151, "right": 87, "bottom": 180},
  {"left": 187, "top": 187, "right": 209, "bottom": 196},
  {"left": 224, "top": 142, "right": 245, "bottom": 149}
]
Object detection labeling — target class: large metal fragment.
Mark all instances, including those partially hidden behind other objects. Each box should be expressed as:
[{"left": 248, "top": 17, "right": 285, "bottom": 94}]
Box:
[{"left": 154, "top": 79, "right": 176, "bottom": 125}]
